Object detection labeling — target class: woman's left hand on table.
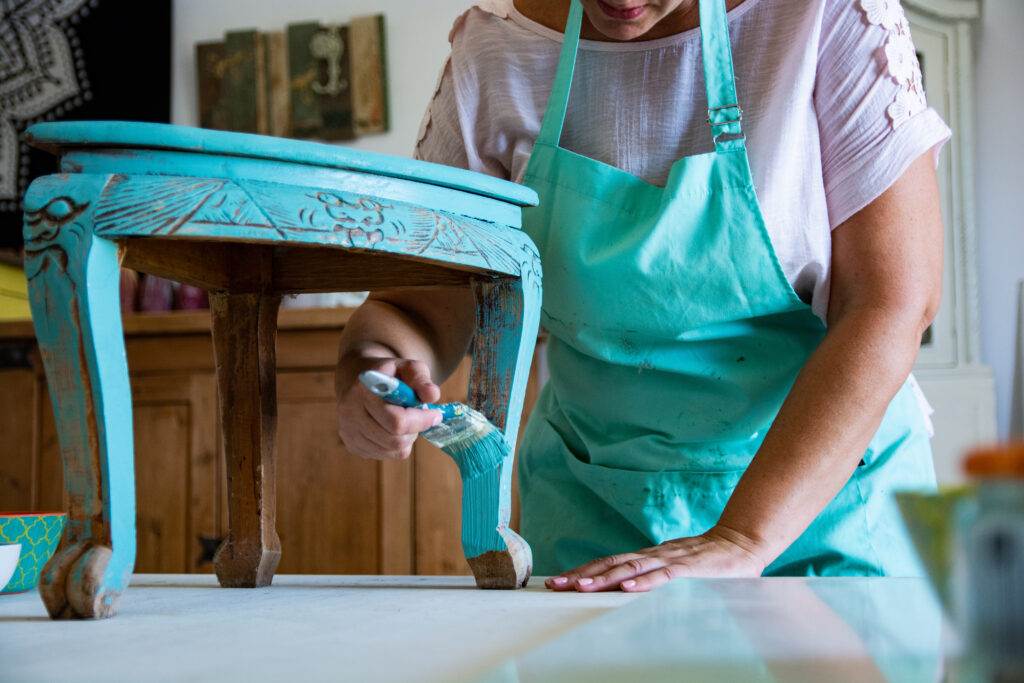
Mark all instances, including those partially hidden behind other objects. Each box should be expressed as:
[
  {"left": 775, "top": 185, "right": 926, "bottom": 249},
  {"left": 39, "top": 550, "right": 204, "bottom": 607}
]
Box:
[{"left": 544, "top": 525, "right": 767, "bottom": 592}]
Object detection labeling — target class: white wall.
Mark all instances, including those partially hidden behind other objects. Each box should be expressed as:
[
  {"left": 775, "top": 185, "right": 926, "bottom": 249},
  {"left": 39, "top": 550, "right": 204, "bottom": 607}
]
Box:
[
  {"left": 974, "top": 0, "right": 1024, "bottom": 439},
  {"left": 172, "top": 0, "right": 474, "bottom": 157},
  {"left": 172, "top": 0, "right": 1024, "bottom": 439}
]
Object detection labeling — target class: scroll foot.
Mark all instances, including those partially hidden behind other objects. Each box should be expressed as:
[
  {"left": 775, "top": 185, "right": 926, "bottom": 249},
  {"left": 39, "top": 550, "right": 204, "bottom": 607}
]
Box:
[
  {"left": 467, "top": 527, "right": 532, "bottom": 589},
  {"left": 39, "top": 541, "right": 123, "bottom": 619}
]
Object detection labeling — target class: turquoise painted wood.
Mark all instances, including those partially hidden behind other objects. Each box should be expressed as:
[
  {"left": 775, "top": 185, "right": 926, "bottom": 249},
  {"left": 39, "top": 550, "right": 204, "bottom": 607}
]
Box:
[
  {"left": 23, "top": 174, "right": 136, "bottom": 618},
  {"left": 22, "top": 121, "right": 542, "bottom": 618}
]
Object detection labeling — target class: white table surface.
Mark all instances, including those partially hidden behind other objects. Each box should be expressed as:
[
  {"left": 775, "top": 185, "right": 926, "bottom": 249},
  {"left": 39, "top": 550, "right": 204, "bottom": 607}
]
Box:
[{"left": 0, "top": 574, "right": 962, "bottom": 682}]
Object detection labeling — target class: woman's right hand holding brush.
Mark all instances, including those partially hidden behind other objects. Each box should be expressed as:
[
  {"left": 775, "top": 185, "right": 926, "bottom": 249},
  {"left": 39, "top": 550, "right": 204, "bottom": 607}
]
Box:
[
  {"left": 334, "top": 287, "right": 476, "bottom": 462},
  {"left": 336, "top": 357, "right": 444, "bottom": 461}
]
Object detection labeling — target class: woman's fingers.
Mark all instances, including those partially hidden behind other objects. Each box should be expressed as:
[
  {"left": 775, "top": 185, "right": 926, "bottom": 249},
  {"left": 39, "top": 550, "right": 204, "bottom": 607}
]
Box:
[
  {"left": 364, "top": 392, "right": 442, "bottom": 436},
  {"left": 619, "top": 566, "right": 678, "bottom": 592},
  {"left": 396, "top": 359, "right": 442, "bottom": 405},
  {"left": 545, "top": 533, "right": 764, "bottom": 592},
  {"left": 336, "top": 358, "right": 442, "bottom": 460},
  {"left": 545, "top": 552, "right": 656, "bottom": 592}
]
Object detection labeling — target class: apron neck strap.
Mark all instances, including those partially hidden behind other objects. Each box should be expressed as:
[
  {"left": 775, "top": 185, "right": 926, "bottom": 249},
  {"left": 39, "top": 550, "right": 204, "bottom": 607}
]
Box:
[
  {"left": 699, "top": 0, "right": 744, "bottom": 144},
  {"left": 535, "top": 0, "right": 745, "bottom": 150},
  {"left": 536, "top": 0, "right": 584, "bottom": 147}
]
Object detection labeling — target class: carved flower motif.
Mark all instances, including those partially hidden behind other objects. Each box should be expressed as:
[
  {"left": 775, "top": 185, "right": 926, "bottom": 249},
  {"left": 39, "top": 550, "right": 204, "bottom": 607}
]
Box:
[{"left": 859, "top": 0, "right": 927, "bottom": 129}]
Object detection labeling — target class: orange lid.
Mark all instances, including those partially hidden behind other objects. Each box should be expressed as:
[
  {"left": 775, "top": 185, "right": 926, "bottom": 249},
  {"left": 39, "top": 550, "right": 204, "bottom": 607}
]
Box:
[{"left": 964, "top": 442, "right": 1024, "bottom": 478}]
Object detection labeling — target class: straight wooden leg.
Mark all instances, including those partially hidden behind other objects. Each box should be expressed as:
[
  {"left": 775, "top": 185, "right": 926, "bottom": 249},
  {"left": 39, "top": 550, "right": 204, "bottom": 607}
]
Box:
[
  {"left": 462, "top": 273, "right": 541, "bottom": 588},
  {"left": 23, "top": 174, "right": 137, "bottom": 619},
  {"left": 210, "top": 291, "right": 282, "bottom": 587}
]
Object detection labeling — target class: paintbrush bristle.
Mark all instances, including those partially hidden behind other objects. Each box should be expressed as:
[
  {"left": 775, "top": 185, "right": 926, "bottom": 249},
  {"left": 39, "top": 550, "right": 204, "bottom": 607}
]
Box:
[{"left": 422, "top": 405, "right": 509, "bottom": 477}]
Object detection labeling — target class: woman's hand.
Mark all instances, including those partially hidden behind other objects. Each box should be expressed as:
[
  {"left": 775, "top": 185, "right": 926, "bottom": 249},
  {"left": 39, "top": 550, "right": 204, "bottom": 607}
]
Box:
[
  {"left": 336, "top": 358, "right": 445, "bottom": 461},
  {"left": 334, "top": 287, "right": 476, "bottom": 461},
  {"left": 544, "top": 525, "right": 767, "bottom": 592}
]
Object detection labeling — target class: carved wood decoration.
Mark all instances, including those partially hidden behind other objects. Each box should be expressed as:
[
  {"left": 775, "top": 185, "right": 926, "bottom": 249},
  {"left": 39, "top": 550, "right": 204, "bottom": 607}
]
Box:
[
  {"left": 23, "top": 174, "right": 137, "bottom": 619},
  {"left": 21, "top": 121, "right": 541, "bottom": 617}
]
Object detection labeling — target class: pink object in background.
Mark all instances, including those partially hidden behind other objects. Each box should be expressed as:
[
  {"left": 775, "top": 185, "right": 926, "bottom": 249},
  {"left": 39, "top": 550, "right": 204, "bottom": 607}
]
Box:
[
  {"left": 118, "top": 269, "right": 139, "bottom": 314},
  {"left": 138, "top": 274, "right": 174, "bottom": 312},
  {"left": 175, "top": 284, "right": 209, "bottom": 310}
]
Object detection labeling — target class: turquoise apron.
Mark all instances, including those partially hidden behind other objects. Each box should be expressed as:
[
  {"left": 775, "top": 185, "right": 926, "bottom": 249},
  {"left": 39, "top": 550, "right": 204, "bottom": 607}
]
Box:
[{"left": 517, "top": 0, "right": 937, "bottom": 577}]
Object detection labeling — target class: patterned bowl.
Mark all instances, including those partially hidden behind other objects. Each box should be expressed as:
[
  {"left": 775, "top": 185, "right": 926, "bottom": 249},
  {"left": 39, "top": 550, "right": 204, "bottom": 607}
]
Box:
[{"left": 0, "top": 512, "right": 67, "bottom": 594}]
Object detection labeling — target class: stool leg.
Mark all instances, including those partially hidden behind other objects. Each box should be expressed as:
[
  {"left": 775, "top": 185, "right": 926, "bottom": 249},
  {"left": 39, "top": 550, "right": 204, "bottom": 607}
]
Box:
[
  {"left": 463, "top": 275, "right": 541, "bottom": 588},
  {"left": 23, "top": 174, "right": 136, "bottom": 619},
  {"left": 210, "top": 292, "right": 282, "bottom": 587}
]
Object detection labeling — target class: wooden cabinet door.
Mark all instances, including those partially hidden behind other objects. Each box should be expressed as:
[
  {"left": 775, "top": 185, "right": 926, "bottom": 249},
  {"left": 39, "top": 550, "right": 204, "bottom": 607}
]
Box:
[
  {"left": 130, "top": 374, "right": 220, "bottom": 573},
  {"left": 0, "top": 365, "right": 44, "bottom": 511},
  {"left": 274, "top": 370, "right": 414, "bottom": 574},
  {"left": 11, "top": 371, "right": 221, "bottom": 574}
]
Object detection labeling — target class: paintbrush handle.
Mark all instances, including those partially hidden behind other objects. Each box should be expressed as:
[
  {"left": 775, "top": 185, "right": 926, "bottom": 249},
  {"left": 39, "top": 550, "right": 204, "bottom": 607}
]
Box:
[{"left": 359, "top": 370, "right": 463, "bottom": 421}]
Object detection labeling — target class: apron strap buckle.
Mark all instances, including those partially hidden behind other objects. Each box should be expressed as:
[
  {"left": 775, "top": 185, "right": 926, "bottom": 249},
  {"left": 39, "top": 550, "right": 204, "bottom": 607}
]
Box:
[
  {"left": 707, "top": 103, "right": 744, "bottom": 146},
  {"left": 706, "top": 103, "right": 743, "bottom": 127}
]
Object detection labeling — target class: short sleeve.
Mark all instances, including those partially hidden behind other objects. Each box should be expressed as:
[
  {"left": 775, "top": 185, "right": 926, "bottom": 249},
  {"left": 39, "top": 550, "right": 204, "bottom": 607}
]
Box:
[
  {"left": 413, "top": 6, "right": 526, "bottom": 181},
  {"left": 815, "top": 0, "right": 951, "bottom": 229},
  {"left": 413, "top": 58, "right": 471, "bottom": 171}
]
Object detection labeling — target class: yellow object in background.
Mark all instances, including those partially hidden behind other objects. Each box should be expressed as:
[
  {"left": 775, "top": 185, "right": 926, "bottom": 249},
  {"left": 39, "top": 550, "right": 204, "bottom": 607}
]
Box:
[{"left": 0, "top": 262, "right": 31, "bottom": 321}]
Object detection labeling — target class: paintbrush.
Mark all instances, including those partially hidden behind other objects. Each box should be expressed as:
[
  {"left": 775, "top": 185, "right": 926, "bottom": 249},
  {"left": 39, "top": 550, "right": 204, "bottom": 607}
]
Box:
[{"left": 358, "top": 370, "right": 508, "bottom": 477}]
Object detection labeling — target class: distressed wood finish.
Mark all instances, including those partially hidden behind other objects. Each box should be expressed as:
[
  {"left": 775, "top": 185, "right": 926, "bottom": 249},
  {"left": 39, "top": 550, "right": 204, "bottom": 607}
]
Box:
[
  {"left": 22, "top": 173, "right": 137, "bottom": 619},
  {"left": 210, "top": 291, "right": 283, "bottom": 588},
  {"left": 460, "top": 275, "right": 542, "bottom": 588},
  {"left": 22, "top": 121, "right": 541, "bottom": 616}
]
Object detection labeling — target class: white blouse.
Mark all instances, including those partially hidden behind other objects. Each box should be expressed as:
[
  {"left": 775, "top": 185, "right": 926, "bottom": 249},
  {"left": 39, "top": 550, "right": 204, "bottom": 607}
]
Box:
[{"left": 414, "top": 0, "right": 952, "bottom": 324}]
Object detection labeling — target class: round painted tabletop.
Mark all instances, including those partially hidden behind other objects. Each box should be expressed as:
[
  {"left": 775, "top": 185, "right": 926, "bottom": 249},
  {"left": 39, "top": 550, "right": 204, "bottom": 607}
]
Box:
[{"left": 25, "top": 121, "right": 538, "bottom": 208}]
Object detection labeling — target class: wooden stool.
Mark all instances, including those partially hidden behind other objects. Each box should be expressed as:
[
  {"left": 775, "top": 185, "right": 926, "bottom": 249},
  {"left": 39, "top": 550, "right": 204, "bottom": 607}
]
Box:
[{"left": 21, "top": 121, "right": 541, "bottom": 619}]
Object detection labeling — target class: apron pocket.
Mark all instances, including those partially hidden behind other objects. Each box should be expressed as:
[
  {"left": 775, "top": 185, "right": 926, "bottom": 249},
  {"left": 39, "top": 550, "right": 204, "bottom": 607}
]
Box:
[{"left": 563, "top": 449, "right": 746, "bottom": 546}]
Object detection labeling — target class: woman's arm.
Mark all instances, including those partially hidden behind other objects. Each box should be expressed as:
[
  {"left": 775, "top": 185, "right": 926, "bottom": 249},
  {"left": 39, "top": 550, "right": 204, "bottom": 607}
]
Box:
[
  {"left": 549, "top": 150, "right": 943, "bottom": 591},
  {"left": 335, "top": 286, "right": 476, "bottom": 460}
]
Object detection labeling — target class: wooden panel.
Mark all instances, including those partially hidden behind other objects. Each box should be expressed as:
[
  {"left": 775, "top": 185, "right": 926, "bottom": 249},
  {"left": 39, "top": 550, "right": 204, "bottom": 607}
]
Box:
[
  {"left": 379, "top": 458, "right": 413, "bottom": 574},
  {"left": 126, "top": 374, "right": 220, "bottom": 573},
  {"left": 274, "top": 370, "right": 409, "bottom": 574},
  {"left": 188, "top": 375, "right": 221, "bottom": 571},
  {"left": 120, "top": 239, "right": 233, "bottom": 291},
  {"left": 126, "top": 335, "right": 215, "bottom": 374},
  {"left": 272, "top": 247, "right": 476, "bottom": 293},
  {"left": 132, "top": 402, "right": 189, "bottom": 572},
  {"left": 277, "top": 329, "right": 344, "bottom": 369},
  {"left": 33, "top": 374, "right": 220, "bottom": 573},
  {"left": 0, "top": 368, "right": 39, "bottom": 510}
]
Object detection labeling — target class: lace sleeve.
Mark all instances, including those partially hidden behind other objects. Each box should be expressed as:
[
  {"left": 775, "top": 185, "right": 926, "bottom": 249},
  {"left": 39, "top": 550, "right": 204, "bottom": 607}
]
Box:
[
  {"left": 815, "top": 0, "right": 951, "bottom": 229},
  {"left": 413, "top": 57, "right": 471, "bottom": 171}
]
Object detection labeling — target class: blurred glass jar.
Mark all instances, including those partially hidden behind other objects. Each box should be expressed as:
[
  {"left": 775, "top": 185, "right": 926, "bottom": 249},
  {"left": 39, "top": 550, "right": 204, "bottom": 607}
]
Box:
[{"left": 960, "top": 443, "right": 1024, "bottom": 681}]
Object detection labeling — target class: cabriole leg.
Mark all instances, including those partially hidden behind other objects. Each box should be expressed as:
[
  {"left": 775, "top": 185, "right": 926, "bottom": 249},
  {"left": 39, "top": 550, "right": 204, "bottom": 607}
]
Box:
[
  {"left": 463, "top": 273, "right": 541, "bottom": 588},
  {"left": 23, "top": 174, "right": 136, "bottom": 619},
  {"left": 210, "top": 291, "right": 282, "bottom": 587}
]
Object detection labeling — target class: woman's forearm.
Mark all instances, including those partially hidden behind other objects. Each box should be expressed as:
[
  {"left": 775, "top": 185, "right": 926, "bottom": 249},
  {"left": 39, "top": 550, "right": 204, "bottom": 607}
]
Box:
[
  {"left": 716, "top": 151, "right": 944, "bottom": 567},
  {"left": 715, "top": 305, "right": 926, "bottom": 565},
  {"left": 336, "top": 287, "right": 476, "bottom": 390}
]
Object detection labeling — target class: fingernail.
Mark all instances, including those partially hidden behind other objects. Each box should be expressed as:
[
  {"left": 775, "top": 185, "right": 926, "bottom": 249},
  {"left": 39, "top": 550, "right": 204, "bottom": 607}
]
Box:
[
  {"left": 621, "top": 580, "right": 636, "bottom": 589},
  {"left": 550, "top": 576, "right": 568, "bottom": 585},
  {"left": 432, "top": 413, "right": 443, "bottom": 426},
  {"left": 576, "top": 577, "right": 593, "bottom": 586}
]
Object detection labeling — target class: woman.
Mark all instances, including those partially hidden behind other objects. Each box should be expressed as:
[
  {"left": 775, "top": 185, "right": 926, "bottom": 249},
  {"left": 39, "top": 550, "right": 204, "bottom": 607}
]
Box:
[{"left": 335, "top": 0, "right": 949, "bottom": 591}]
